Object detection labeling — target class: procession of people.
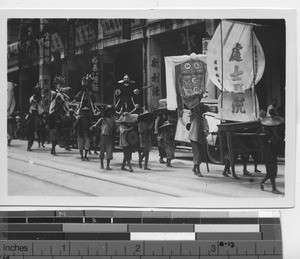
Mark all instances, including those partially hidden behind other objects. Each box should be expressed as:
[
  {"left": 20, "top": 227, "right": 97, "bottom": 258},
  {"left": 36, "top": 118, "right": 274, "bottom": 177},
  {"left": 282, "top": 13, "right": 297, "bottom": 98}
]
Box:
[{"left": 7, "top": 69, "right": 285, "bottom": 195}]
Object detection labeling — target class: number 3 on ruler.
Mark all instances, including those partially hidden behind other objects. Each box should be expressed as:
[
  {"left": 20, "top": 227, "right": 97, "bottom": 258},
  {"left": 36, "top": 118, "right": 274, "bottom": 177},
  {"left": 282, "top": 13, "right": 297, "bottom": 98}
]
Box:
[{"left": 211, "top": 244, "right": 216, "bottom": 252}]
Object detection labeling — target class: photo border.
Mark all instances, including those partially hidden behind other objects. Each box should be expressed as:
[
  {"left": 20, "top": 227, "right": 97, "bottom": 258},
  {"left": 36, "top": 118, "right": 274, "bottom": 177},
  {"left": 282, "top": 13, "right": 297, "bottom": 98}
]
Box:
[{"left": 0, "top": 8, "right": 296, "bottom": 208}]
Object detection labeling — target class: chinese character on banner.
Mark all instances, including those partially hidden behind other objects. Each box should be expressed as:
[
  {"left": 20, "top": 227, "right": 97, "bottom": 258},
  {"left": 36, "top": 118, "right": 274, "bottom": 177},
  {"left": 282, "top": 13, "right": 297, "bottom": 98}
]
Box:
[
  {"left": 207, "top": 20, "right": 265, "bottom": 121},
  {"left": 229, "top": 43, "right": 243, "bottom": 62},
  {"left": 217, "top": 90, "right": 259, "bottom": 121},
  {"left": 207, "top": 20, "right": 265, "bottom": 93}
]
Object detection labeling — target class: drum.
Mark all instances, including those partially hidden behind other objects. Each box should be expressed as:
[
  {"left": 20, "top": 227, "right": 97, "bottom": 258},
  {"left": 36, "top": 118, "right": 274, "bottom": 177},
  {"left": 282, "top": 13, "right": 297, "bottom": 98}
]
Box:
[{"left": 126, "top": 129, "right": 139, "bottom": 147}]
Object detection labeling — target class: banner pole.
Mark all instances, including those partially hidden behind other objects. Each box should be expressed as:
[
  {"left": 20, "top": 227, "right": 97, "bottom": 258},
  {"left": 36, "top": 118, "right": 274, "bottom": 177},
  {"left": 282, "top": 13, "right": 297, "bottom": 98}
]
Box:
[
  {"left": 220, "top": 20, "right": 224, "bottom": 121},
  {"left": 251, "top": 28, "right": 257, "bottom": 119}
]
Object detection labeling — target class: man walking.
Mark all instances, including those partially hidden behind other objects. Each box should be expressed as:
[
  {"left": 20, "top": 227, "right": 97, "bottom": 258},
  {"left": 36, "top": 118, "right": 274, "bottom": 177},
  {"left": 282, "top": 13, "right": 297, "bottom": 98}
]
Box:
[{"left": 73, "top": 107, "right": 91, "bottom": 161}]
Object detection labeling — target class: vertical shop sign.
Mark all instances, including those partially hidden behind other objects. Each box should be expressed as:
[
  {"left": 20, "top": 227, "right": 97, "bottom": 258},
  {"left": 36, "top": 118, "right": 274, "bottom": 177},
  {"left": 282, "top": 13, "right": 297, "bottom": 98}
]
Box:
[
  {"left": 149, "top": 55, "right": 161, "bottom": 110},
  {"left": 122, "top": 19, "right": 132, "bottom": 39},
  {"left": 91, "top": 55, "right": 99, "bottom": 92},
  {"left": 51, "top": 33, "right": 64, "bottom": 53},
  {"left": 43, "top": 32, "right": 51, "bottom": 64},
  {"left": 202, "top": 38, "right": 211, "bottom": 55}
]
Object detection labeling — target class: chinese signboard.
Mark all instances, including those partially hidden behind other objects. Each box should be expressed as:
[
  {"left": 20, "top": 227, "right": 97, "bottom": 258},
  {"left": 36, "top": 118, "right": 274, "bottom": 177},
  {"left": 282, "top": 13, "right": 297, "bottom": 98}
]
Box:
[
  {"left": 149, "top": 55, "right": 161, "bottom": 110},
  {"left": 100, "top": 19, "right": 145, "bottom": 37},
  {"left": 50, "top": 33, "right": 64, "bottom": 53},
  {"left": 91, "top": 55, "right": 100, "bottom": 92},
  {"left": 75, "top": 24, "right": 97, "bottom": 47},
  {"left": 43, "top": 32, "right": 51, "bottom": 64}
]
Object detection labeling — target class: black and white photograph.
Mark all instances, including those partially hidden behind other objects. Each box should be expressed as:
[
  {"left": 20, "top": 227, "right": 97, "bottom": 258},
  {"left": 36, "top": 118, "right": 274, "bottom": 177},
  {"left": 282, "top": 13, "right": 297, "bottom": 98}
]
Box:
[{"left": 1, "top": 9, "right": 296, "bottom": 207}]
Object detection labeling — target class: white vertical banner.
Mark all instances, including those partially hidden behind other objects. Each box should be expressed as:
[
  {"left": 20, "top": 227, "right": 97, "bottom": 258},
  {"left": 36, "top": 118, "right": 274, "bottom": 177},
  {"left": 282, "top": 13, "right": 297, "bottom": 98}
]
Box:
[
  {"left": 207, "top": 20, "right": 265, "bottom": 92},
  {"left": 207, "top": 20, "right": 265, "bottom": 121}
]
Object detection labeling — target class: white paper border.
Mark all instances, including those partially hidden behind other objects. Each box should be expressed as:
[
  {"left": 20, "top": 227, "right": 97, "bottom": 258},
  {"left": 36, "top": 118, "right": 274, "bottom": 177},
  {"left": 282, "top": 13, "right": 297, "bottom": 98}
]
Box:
[{"left": 0, "top": 8, "right": 297, "bottom": 209}]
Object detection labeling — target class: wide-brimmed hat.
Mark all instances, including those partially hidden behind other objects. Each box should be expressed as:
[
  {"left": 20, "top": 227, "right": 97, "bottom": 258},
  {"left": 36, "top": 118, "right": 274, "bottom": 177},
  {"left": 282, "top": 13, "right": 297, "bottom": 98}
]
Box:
[
  {"left": 159, "top": 120, "right": 176, "bottom": 130},
  {"left": 138, "top": 111, "right": 156, "bottom": 122},
  {"left": 116, "top": 112, "right": 138, "bottom": 124},
  {"left": 261, "top": 116, "right": 285, "bottom": 126},
  {"left": 153, "top": 99, "right": 168, "bottom": 113}
]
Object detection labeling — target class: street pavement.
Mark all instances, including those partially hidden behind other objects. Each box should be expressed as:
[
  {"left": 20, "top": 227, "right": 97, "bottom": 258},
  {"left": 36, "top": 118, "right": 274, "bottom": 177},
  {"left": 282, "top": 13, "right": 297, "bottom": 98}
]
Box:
[{"left": 7, "top": 139, "right": 285, "bottom": 197}]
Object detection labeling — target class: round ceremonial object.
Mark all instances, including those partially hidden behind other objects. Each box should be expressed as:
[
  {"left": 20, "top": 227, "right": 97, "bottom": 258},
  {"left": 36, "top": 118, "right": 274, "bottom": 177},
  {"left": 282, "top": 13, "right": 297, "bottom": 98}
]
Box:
[
  {"left": 138, "top": 111, "right": 156, "bottom": 122},
  {"left": 261, "top": 116, "right": 285, "bottom": 126},
  {"left": 126, "top": 129, "right": 139, "bottom": 147}
]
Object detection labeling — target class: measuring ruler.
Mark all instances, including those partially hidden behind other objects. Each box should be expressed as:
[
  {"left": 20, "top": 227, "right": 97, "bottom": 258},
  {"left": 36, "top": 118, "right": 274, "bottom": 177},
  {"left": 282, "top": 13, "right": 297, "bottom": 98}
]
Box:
[{"left": 0, "top": 210, "right": 282, "bottom": 258}]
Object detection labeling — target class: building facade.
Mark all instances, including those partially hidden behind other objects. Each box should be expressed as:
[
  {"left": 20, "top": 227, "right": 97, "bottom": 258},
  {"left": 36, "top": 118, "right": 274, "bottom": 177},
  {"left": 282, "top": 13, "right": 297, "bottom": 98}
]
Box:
[{"left": 7, "top": 18, "right": 285, "bottom": 115}]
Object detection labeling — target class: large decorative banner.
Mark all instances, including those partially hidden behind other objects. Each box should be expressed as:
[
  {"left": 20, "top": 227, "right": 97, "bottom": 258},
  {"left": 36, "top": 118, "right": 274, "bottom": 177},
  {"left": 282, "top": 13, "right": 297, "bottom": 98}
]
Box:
[
  {"left": 175, "top": 59, "right": 206, "bottom": 115},
  {"left": 207, "top": 20, "right": 265, "bottom": 121},
  {"left": 207, "top": 20, "right": 265, "bottom": 92},
  {"left": 165, "top": 54, "right": 209, "bottom": 111}
]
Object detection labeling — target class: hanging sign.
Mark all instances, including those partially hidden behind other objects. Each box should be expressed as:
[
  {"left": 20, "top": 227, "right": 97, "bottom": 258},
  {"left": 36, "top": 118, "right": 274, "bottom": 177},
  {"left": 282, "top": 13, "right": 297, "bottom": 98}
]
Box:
[
  {"left": 207, "top": 20, "right": 265, "bottom": 93},
  {"left": 43, "top": 32, "right": 51, "bottom": 64},
  {"left": 175, "top": 59, "right": 207, "bottom": 116}
]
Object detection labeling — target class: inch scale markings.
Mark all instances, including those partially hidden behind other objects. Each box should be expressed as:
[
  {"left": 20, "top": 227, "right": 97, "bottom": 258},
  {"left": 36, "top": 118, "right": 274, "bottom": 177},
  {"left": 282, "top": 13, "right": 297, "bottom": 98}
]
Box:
[
  {"left": 0, "top": 211, "right": 282, "bottom": 258},
  {"left": 0, "top": 240, "right": 282, "bottom": 257}
]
